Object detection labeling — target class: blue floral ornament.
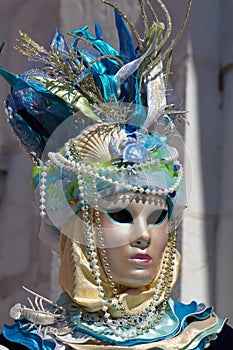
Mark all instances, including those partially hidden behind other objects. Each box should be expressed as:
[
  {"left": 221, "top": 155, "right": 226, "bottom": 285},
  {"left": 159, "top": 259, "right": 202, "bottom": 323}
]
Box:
[
  {"left": 123, "top": 141, "right": 149, "bottom": 163},
  {"left": 109, "top": 130, "right": 168, "bottom": 164},
  {"left": 109, "top": 133, "right": 139, "bottom": 162}
]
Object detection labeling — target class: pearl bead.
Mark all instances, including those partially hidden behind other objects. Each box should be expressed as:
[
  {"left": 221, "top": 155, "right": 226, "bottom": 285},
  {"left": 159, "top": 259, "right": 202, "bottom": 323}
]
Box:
[{"left": 102, "top": 305, "right": 108, "bottom": 312}]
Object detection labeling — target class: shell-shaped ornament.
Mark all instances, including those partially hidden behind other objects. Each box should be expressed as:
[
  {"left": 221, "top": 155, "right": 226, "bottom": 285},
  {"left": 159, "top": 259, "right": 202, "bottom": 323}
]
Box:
[{"left": 69, "top": 123, "right": 127, "bottom": 164}]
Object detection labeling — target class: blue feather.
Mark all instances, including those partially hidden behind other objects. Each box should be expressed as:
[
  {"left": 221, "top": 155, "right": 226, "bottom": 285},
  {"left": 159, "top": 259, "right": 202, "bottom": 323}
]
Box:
[
  {"left": 0, "top": 67, "right": 72, "bottom": 157},
  {"left": 6, "top": 96, "right": 45, "bottom": 158},
  {"left": 51, "top": 28, "right": 69, "bottom": 53},
  {"left": 114, "top": 9, "right": 136, "bottom": 63},
  {"left": 0, "top": 66, "right": 50, "bottom": 93},
  {"left": 95, "top": 23, "right": 103, "bottom": 40}
]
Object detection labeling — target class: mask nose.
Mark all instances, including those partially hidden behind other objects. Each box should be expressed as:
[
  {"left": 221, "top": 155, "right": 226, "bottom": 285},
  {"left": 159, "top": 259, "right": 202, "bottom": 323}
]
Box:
[
  {"left": 130, "top": 216, "right": 151, "bottom": 249},
  {"left": 131, "top": 238, "right": 150, "bottom": 249}
]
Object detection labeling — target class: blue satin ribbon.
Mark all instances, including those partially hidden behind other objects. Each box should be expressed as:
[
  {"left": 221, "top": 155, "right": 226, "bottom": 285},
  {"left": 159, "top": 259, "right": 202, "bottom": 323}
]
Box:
[
  {"left": 79, "top": 51, "right": 118, "bottom": 101},
  {"left": 71, "top": 26, "right": 121, "bottom": 64}
]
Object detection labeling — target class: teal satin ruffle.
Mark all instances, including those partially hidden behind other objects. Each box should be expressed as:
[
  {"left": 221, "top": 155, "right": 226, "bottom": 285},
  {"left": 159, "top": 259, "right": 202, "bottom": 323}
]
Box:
[
  {"left": 71, "top": 298, "right": 218, "bottom": 346},
  {"left": 2, "top": 321, "right": 57, "bottom": 350}
]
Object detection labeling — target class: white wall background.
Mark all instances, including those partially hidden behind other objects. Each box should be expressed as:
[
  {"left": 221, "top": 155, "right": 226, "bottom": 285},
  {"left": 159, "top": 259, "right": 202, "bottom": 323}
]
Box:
[{"left": 0, "top": 0, "right": 232, "bottom": 327}]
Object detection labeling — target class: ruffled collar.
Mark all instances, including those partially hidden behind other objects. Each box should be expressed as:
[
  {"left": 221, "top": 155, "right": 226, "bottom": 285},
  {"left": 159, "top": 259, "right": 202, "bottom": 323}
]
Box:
[{"left": 2, "top": 298, "right": 226, "bottom": 349}]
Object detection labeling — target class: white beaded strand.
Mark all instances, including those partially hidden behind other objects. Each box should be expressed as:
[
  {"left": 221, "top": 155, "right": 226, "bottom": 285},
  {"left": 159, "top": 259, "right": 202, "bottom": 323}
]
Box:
[{"left": 39, "top": 164, "right": 48, "bottom": 217}]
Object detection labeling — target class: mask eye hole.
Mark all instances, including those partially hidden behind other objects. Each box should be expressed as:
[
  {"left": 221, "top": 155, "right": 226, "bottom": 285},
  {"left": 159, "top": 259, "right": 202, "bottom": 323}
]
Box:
[
  {"left": 147, "top": 209, "right": 168, "bottom": 226},
  {"left": 106, "top": 209, "right": 133, "bottom": 224}
]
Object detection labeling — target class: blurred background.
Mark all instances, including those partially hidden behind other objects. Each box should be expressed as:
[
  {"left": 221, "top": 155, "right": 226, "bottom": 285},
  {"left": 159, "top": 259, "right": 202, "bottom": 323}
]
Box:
[{"left": 0, "top": 0, "right": 233, "bottom": 327}]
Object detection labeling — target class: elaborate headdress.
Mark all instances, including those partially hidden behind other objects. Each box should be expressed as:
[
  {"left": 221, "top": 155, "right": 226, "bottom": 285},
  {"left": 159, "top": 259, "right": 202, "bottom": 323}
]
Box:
[
  {"left": 2, "top": 2, "right": 224, "bottom": 349},
  {"left": 0, "top": 0, "right": 190, "bottom": 228}
]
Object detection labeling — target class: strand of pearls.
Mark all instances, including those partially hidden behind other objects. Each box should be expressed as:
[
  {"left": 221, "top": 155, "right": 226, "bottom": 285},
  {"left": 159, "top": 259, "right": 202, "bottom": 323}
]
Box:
[
  {"left": 47, "top": 150, "right": 183, "bottom": 195},
  {"left": 80, "top": 177, "right": 111, "bottom": 322},
  {"left": 93, "top": 161, "right": 183, "bottom": 196},
  {"left": 39, "top": 164, "right": 47, "bottom": 217}
]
